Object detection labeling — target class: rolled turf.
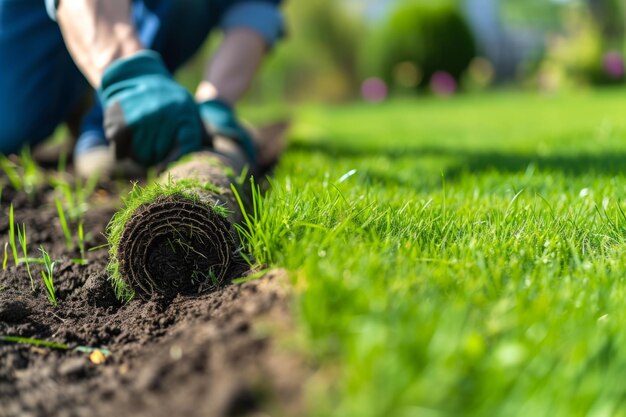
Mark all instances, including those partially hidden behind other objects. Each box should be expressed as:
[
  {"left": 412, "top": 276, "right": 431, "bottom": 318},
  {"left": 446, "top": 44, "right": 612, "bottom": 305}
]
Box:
[{"left": 106, "top": 151, "right": 246, "bottom": 301}]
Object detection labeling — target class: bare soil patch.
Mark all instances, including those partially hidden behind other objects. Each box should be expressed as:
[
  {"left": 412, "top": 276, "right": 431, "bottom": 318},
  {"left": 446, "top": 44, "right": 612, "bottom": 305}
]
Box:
[{"left": 0, "top": 182, "right": 302, "bottom": 417}]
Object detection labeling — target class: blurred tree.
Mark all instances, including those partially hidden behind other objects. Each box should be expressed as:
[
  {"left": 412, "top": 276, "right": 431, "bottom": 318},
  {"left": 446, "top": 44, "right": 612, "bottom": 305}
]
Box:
[
  {"left": 368, "top": 1, "right": 476, "bottom": 91},
  {"left": 292, "top": 1, "right": 364, "bottom": 92},
  {"left": 463, "top": 0, "right": 517, "bottom": 79},
  {"left": 585, "top": 0, "right": 625, "bottom": 48},
  {"left": 501, "top": 0, "right": 562, "bottom": 28},
  {"left": 249, "top": 0, "right": 365, "bottom": 103},
  {"left": 531, "top": 3, "right": 625, "bottom": 91}
]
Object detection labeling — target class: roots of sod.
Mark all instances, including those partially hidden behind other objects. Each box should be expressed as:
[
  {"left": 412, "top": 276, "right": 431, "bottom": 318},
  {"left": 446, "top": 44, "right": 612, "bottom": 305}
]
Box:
[
  {"left": 117, "top": 194, "right": 236, "bottom": 298},
  {"left": 111, "top": 151, "right": 248, "bottom": 299}
]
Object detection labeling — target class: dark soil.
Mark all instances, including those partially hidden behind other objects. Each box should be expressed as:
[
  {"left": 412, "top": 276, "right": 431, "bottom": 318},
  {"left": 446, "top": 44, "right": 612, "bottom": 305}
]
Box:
[{"left": 0, "top": 182, "right": 303, "bottom": 417}]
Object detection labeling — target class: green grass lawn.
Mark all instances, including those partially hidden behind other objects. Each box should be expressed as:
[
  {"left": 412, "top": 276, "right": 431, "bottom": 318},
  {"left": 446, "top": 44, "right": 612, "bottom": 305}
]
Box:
[{"left": 244, "top": 90, "right": 626, "bottom": 416}]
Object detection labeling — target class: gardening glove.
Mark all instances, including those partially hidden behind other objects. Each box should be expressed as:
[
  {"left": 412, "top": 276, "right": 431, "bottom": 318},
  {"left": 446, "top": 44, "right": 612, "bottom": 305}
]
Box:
[
  {"left": 99, "top": 51, "right": 208, "bottom": 166},
  {"left": 198, "top": 98, "right": 257, "bottom": 165}
]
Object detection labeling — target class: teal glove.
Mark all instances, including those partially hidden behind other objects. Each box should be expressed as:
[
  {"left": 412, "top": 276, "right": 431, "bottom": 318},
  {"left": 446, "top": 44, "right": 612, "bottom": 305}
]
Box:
[
  {"left": 99, "top": 51, "right": 207, "bottom": 166},
  {"left": 198, "top": 99, "right": 256, "bottom": 164}
]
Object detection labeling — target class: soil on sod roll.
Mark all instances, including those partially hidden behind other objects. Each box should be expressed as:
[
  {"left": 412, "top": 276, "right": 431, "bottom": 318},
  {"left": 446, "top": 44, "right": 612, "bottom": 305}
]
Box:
[
  {"left": 0, "top": 181, "right": 303, "bottom": 417},
  {"left": 112, "top": 151, "right": 248, "bottom": 300},
  {"left": 116, "top": 194, "right": 242, "bottom": 299}
]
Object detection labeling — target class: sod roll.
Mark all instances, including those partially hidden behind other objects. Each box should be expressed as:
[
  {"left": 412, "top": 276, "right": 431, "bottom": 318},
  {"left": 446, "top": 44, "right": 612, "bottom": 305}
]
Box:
[{"left": 109, "top": 151, "right": 247, "bottom": 300}]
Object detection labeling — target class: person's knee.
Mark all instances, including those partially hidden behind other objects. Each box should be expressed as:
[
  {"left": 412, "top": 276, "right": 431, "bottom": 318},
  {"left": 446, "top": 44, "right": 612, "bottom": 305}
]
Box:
[{"left": 0, "top": 110, "right": 54, "bottom": 155}]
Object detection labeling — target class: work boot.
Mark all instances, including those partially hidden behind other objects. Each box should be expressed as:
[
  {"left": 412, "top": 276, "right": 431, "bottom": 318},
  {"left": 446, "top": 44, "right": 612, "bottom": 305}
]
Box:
[
  {"left": 72, "top": 94, "right": 115, "bottom": 179},
  {"left": 73, "top": 130, "right": 114, "bottom": 179}
]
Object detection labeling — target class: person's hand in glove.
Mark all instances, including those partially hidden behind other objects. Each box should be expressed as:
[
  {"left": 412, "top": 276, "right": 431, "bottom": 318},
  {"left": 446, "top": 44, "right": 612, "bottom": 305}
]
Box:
[
  {"left": 99, "top": 50, "right": 208, "bottom": 166},
  {"left": 198, "top": 98, "right": 257, "bottom": 166}
]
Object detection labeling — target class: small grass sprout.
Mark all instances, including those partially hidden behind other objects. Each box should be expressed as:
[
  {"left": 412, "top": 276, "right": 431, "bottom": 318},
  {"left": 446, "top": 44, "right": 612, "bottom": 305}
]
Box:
[
  {"left": 51, "top": 173, "right": 99, "bottom": 221},
  {"left": 0, "top": 155, "right": 23, "bottom": 191},
  {"left": 78, "top": 221, "right": 85, "bottom": 258},
  {"left": 55, "top": 197, "right": 74, "bottom": 251},
  {"left": 20, "top": 148, "right": 41, "bottom": 196},
  {"left": 0, "top": 150, "right": 42, "bottom": 202},
  {"left": 39, "top": 246, "right": 57, "bottom": 306},
  {"left": 73, "top": 175, "right": 99, "bottom": 220},
  {"left": 17, "top": 224, "right": 34, "bottom": 291},
  {"left": 0, "top": 336, "right": 112, "bottom": 359},
  {"left": 57, "top": 150, "right": 68, "bottom": 174},
  {"left": 2, "top": 242, "right": 8, "bottom": 270},
  {"left": 0, "top": 335, "right": 68, "bottom": 350},
  {"left": 72, "top": 222, "right": 88, "bottom": 265},
  {"left": 8, "top": 204, "right": 18, "bottom": 266}
]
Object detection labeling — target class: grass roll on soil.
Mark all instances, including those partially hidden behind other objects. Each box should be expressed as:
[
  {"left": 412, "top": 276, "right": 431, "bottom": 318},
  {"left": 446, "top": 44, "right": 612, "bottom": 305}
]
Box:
[{"left": 107, "top": 152, "right": 247, "bottom": 301}]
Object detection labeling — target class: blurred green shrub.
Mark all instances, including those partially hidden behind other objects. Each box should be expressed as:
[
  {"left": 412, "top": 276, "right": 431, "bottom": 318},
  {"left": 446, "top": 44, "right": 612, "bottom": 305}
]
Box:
[
  {"left": 532, "top": 5, "right": 625, "bottom": 92},
  {"left": 586, "top": 0, "right": 625, "bottom": 49},
  {"left": 249, "top": 1, "right": 365, "bottom": 103},
  {"left": 365, "top": 1, "right": 476, "bottom": 91}
]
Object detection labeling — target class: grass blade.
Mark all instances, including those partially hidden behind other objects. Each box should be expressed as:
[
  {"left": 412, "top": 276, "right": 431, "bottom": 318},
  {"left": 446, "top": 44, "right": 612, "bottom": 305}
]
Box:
[
  {"left": 55, "top": 197, "right": 74, "bottom": 251},
  {"left": 9, "top": 204, "right": 18, "bottom": 266},
  {"left": 17, "top": 224, "right": 34, "bottom": 291},
  {"left": 39, "top": 246, "right": 58, "bottom": 306},
  {"left": 0, "top": 335, "right": 111, "bottom": 357},
  {"left": 0, "top": 335, "right": 69, "bottom": 350}
]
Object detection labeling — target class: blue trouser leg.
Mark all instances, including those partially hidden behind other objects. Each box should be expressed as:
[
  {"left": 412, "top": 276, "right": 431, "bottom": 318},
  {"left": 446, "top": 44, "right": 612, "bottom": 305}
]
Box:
[{"left": 0, "top": 0, "right": 88, "bottom": 154}]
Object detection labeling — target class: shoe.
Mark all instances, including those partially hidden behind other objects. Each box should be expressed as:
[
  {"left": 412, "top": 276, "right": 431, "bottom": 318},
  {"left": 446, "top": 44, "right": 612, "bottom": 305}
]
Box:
[{"left": 73, "top": 131, "right": 114, "bottom": 179}]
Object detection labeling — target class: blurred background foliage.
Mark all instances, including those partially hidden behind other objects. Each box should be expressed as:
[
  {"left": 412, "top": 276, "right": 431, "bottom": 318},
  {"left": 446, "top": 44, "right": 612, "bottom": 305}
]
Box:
[
  {"left": 249, "top": 0, "right": 366, "bottom": 103},
  {"left": 364, "top": 2, "right": 476, "bottom": 94},
  {"left": 181, "top": 0, "right": 626, "bottom": 103}
]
